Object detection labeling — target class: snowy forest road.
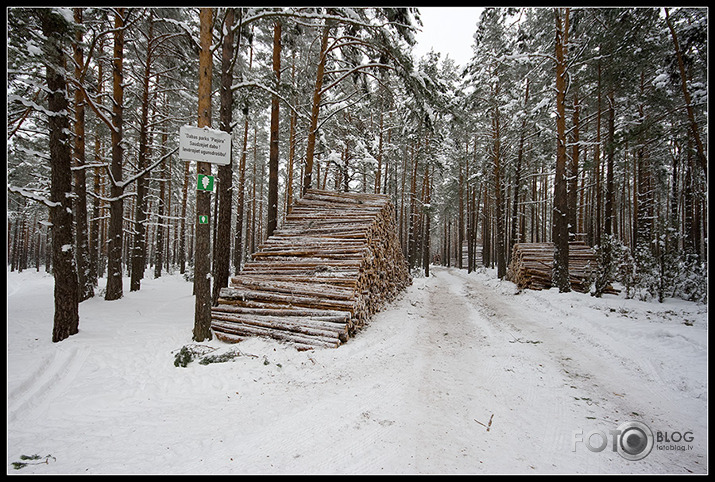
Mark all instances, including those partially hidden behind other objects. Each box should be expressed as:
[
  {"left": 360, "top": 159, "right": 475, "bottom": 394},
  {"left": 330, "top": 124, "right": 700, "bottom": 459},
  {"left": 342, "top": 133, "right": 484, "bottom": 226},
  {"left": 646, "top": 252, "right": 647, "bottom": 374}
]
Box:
[{"left": 324, "top": 266, "right": 708, "bottom": 474}]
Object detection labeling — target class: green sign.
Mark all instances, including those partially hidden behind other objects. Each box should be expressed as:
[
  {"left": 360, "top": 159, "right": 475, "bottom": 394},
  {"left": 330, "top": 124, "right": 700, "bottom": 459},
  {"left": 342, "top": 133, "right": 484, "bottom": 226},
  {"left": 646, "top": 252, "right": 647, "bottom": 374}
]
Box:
[
  {"left": 197, "top": 174, "right": 214, "bottom": 192},
  {"left": 198, "top": 214, "right": 209, "bottom": 225}
]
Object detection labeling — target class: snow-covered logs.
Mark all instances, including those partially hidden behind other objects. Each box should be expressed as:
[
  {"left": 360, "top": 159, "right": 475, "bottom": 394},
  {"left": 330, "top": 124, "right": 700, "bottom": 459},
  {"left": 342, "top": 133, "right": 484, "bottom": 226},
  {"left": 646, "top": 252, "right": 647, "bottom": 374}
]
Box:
[
  {"left": 506, "top": 241, "right": 614, "bottom": 293},
  {"left": 211, "top": 189, "right": 411, "bottom": 349}
]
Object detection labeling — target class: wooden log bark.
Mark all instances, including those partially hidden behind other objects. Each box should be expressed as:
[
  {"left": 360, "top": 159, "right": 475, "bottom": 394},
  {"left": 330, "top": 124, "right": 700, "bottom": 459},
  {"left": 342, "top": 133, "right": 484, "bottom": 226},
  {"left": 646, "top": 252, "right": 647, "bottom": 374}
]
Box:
[
  {"left": 506, "top": 241, "right": 618, "bottom": 294},
  {"left": 211, "top": 189, "right": 410, "bottom": 348}
]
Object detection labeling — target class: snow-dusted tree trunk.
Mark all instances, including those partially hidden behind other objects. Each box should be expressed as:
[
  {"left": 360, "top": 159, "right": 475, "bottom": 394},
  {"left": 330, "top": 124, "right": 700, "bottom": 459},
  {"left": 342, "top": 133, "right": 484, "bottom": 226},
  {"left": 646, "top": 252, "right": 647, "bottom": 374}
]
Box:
[
  {"left": 193, "top": 7, "right": 214, "bottom": 342},
  {"left": 212, "top": 7, "right": 236, "bottom": 304},
  {"left": 130, "top": 11, "right": 154, "bottom": 292},
  {"left": 40, "top": 9, "right": 80, "bottom": 342},
  {"left": 267, "top": 19, "right": 281, "bottom": 237},
  {"left": 664, "top": 8, "right": 707, "bottom": 177},
  {"left": 105, "top": 8, "right": 126, "bottom": 301},
  {"left": 72, "top": 8, "right": 94, "bottom": 302},
  {"left": 552, "top": 7, "right": 570, "bottom": 293},
  {"left": 303, "top": 23, "right": 330, "bottom": 195}
]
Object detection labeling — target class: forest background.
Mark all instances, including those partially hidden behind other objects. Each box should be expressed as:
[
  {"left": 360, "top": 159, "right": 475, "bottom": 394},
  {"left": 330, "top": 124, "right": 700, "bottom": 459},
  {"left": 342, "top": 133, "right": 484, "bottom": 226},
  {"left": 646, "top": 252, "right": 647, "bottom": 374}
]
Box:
[{"left": 6, "top": 7, "right": 708, "bottom": 342}]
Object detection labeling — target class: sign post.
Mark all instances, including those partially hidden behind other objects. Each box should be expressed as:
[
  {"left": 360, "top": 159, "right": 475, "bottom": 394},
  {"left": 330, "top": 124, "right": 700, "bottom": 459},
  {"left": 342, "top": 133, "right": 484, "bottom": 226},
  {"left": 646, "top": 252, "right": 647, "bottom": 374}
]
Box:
[{"left": 180, "top": 123, "right": 233, "bottom": 342}]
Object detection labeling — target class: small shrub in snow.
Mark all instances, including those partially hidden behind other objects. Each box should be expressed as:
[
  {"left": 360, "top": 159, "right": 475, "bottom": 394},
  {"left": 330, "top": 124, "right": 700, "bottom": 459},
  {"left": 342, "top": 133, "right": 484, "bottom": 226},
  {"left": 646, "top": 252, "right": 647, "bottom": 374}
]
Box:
[{"left": 173, "top": 346, "right": 195, "bottom": 367}]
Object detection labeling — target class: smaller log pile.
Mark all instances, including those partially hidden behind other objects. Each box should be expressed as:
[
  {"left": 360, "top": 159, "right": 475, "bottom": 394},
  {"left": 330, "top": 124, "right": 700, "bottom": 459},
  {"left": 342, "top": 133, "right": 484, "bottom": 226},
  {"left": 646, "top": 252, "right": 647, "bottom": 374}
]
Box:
[
  {"left": 507, "top": 241, "right": 615, "bottom": 293},
  {"left": 211, "top": 189, "right": 411, "bottom": 349}
]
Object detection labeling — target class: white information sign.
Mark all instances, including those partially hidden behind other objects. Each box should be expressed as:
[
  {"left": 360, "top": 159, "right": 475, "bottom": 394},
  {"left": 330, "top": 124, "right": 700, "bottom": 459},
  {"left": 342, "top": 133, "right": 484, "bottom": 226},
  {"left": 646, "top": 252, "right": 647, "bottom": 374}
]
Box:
[{"left": 179, "top": 125, "right": 231, "bottom": 166}]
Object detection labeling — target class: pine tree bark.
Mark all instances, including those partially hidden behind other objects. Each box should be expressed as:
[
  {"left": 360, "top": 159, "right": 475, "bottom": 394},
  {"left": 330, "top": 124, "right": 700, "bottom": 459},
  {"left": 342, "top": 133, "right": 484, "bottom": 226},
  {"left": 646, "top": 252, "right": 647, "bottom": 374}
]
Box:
[
  {"left": 130, "top": 11, "right": 154, "bottom": 292},
  {"left": 510, "top": 79, "right": 529, "bottom": 259},
  {"left": 492, "top": 87, "right": 507, "bottom": 279},
  {"left": 105, "top": 8, "right": 125, "bottom": 301},
  {"left": 604, "top": 91, "right": 616, "bottom": 238},
  {"left": 267, "top": 19, "right": 281, "bottom": 237},
  {"left": 303, "top": 23, "right": 331, "bottom": 195},
  {"left": 154, "top": 128, "right": 168, "bottom": 279},
  {"left": 665, "top": 8, "right": 707, "bottom": 177},
  {"left": 593, "top": 60, "right": 603, "bottom": 247},
  {"left": 422, "top": 162, "right": 431, "bottom": 276},
  {"left": 212, "top": 8, "right": 236, "bottom": 304},
  {"left": 40, "top": 9, "right": 80, "bottom": 341},
  {"left": 193, "top": 7, "right": 214, "bottom": 342},
  {"left": 179, "top": 159, "right": 190, "bottom": 274},
  {"left": 233, "top": 26, "right": 253, "bottom": 275},
  {"left": 285, "top": 58, "right": 297, "bottom": 216},
  {"left": 457, "top": 154, "right": 464, "bottom": 270},
  {"left": 568, "top": 89, "right": 579, "bottom": 242},
  {"left": 72, "top": 8, "right": 94, "bottom": 302},
  {"left": 552, "top": 7, "right": 570, "bottom": 292}
]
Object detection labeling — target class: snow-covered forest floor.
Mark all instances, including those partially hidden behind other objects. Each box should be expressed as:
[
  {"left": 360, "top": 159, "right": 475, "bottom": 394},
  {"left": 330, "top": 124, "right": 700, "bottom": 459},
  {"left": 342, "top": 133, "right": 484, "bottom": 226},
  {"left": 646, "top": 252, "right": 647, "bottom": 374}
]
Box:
[{"left": 6, "top": 266, "right": 708, "bottom": 474}]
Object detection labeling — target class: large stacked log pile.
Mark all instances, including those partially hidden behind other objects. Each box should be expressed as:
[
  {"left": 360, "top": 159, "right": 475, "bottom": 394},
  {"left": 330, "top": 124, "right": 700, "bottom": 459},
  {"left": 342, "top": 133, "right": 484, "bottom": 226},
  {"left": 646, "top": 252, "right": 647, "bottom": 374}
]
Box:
[
  {"left": 211, "top": 189, "right": 411, "bottom": 349},
  {"left": 506, "top": 241, "right": 608, "bottom": 293}
]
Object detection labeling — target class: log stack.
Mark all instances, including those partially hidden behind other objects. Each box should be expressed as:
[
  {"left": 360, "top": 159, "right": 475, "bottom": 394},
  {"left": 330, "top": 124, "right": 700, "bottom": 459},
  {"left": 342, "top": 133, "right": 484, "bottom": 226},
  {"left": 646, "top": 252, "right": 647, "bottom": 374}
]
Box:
[
  {"left": 211, "top": 189, "right": 411, "bottom": 349},
  {"left": 506, "top": 241, "right": 605, "bottom": 293}
]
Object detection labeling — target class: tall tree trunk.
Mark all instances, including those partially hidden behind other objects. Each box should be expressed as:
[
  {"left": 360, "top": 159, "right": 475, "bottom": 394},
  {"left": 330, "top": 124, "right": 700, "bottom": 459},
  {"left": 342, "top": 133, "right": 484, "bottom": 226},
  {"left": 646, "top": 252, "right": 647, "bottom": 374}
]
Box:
[
  {"left": 130, "top": 11, "right": 154, "bottom": 292},
  {"left": 179, "top": 159, "right": 190, "bottom": 274},
  {"left": 212, "top": 8, "right": 235, "bottom": 304},
  {"left": 510, "top": 79, "right": 529, "bottom": 259},
  {"left": 40, "top": 9, "right": 80, "bottom": 341},
  {"left": 375, "top": 99, "right": 384, "bottom": 194},
  {"left": 552, "top": 7, "right": 570, "bottom": 292},
  {"left": 665, "top": 8, "right": 706, "bottom": 177},
  {"left": 72, "top": 8, "right": 94, "bottom": 302},
  {"left": 482, "top": 185, "right": 491, "bottom": 267},
  {"left": 193, "top": 7, "right": 214, "bottom": 342},
  {"left": 285, "top": 57, "right": 297, "bottom": 216},
  {"left": 303, "top": 23, "right": 330, "bottom": 195},
  {"left": 267, "top": 19, "right": 281, "bottom": 236},
  {"left": 408, "top": 139, "right": 420, "bottom": 268},
  {"left": 457, "top": 154, "right": 464, "bottom": 270},
  {"left": 593, "top": 60, "right": 603, "bottom": 247},
  {"left": 568, "top": 89, "right": 579, "bottom": 242},
  {"left": 492, "top": 91, "right": 507, "bottom": 279},
  {"left": 155, "top": 128, "right": 168, "bottom": 279},
  {"left": 105, "top": 8, "right": 125, "bottom": 301},
  {"left": 234, "top": 26, "right": 253, "bottom": 275},
  {"left": 466, "top": 139, "right": 473, "bottom": 272},
  {"left": 89, "top": 71, "right": 102, "bottom": 285},
  {"left": 604, "top": 90, "right": 616, "bottom": 238},
  {"left": 422, "top": 162, "right": 431, "bottom": 276}
]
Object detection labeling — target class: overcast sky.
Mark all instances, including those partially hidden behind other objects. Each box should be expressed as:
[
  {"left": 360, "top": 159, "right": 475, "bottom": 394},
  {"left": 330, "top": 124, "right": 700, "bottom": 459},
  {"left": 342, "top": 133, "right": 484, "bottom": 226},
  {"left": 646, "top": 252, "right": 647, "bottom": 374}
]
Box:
[{"left": 412, "top": 7, "right": 483, "bottom": 68}]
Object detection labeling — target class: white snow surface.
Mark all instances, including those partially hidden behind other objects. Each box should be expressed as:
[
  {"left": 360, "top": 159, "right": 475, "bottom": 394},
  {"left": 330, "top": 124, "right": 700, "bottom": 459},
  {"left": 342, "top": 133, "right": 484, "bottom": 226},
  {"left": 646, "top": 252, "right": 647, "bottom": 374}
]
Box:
[{"left": 6, "top": 266, "right": 708, "bottom": 474}]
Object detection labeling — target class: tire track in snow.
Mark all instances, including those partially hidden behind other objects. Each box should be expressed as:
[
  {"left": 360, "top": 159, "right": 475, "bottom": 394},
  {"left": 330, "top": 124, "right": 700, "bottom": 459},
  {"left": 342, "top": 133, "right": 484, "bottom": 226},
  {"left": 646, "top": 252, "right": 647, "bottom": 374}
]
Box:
[
  {"left": 407, "top": 269, "right": 495, "bottom": 473},
  {"left": 441, "top": 268, "right": 705, "bottom": 474},
  {"left": 8, "top": 345, "right": 90, "bottom": 424}
]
